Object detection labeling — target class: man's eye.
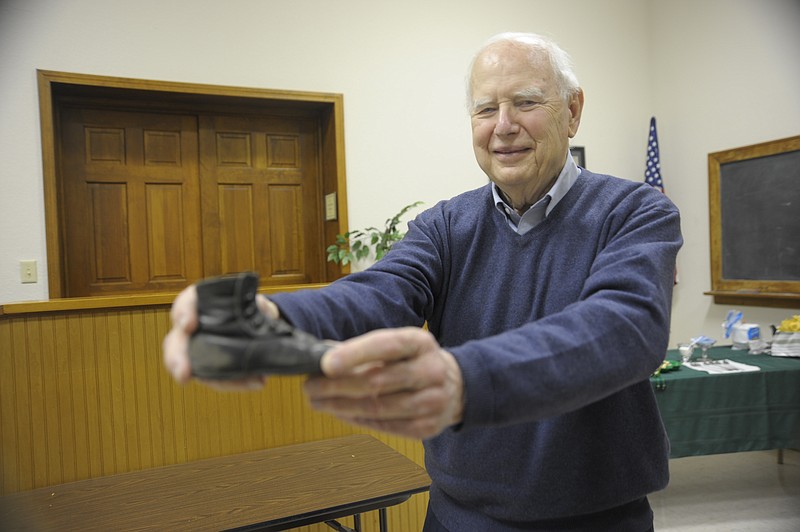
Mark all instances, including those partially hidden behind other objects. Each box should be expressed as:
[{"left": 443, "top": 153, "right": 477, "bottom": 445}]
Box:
[
  {"left": 518, "top": 100, "right": 538, "bottom": 108},
  {"left": 476, "top": 107, "right": 496, "bottom": 116}
]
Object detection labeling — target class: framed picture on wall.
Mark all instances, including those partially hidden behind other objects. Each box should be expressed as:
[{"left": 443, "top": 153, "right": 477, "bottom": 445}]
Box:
[{"left": 570, "top": 146, "right": 586, "bottom": 168}]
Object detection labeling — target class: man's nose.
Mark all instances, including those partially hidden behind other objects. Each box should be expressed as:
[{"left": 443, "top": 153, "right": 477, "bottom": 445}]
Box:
[{"left": 494, "top": 106, "right": 519, "bottom": 136}]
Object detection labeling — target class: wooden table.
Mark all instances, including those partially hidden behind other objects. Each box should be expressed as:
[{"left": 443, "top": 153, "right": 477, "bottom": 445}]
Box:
[{"left": 0, "top": 434, "right": 430, "bottom": 531}]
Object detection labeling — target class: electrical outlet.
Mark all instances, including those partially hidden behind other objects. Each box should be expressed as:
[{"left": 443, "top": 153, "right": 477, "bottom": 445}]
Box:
[{"left": 20, "top": 260, "right": 37, "bottom": 283}]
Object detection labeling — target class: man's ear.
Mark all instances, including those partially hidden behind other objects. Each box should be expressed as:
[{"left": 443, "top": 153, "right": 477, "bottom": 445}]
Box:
[{"left": 567, "top": 89, "right": 584, "bottom": 138}]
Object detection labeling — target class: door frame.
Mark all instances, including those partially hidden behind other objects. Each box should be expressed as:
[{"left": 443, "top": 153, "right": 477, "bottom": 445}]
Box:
[{"left": 37, "top": 70, "right": 349, "bottom": 297}]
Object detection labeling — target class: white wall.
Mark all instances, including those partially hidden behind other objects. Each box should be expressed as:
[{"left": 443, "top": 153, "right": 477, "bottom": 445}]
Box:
[
  {"left": 0, "top": 0, "right": 797, "bottom": 346},
  {"left": 650, "top": 0, "right": 800, "bottom": 344}
]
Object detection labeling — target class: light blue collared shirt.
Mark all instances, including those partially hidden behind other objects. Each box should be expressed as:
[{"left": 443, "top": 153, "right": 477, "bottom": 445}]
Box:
[{"left": 492, "top": 151, "right": 581, "bottom": 235}]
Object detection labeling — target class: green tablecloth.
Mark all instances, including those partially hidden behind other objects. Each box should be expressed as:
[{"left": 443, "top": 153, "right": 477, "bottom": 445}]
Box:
[{"left": 652, "top": 346, "right": 800, "bottom": 458}]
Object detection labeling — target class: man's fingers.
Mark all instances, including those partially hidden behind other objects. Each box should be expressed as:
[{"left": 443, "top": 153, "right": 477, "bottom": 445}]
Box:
[
  {"left": 163, "top": 327, "right": 192, "bottom": 383},
  {"left": 256, "top": 294, "right": 279, "bottom": 320},
  {"left": 310, "top": 385, "right": 450, "bottom": 420},
  {"left": 303, "top": 328, "right": 465, "bottom": 440},
  {"left": 321, "top": 327, "right": 434, "bottom": 377},
  {"left": 307, "top": 353, "right": 430, "bottom": 399},
  {"left": 163, "top": 285, "right": 198, "bottom": 383},
  {"left": 170, "top": 285, "right": 199, "bottom": 332}
]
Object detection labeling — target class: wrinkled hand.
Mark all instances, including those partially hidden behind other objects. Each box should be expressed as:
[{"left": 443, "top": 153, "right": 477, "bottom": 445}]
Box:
[
  {"left": 304, "top": 327, "right": 464, "bottom": 440},
  {"left": 161, "top": 284, "right": 278, "bottom": 391}
]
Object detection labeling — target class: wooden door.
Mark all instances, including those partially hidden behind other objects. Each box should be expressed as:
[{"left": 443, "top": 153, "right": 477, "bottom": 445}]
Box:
[
  {"left": 199, "top": 115, "right": 324, "bottom": 286},
  {"left": 60, "top": 108, "right": 202, "bottom": 296}
]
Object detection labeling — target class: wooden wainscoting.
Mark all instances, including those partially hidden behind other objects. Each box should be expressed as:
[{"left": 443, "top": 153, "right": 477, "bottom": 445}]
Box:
[{"left": 0, "top": 296, "right": 427, "bottom": 531}]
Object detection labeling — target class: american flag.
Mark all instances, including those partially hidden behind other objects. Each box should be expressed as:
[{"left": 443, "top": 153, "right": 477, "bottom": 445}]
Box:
[
  {"left": 645, "top": 116, "right": 664, "bottom": 192},
  {"left": 645, "top": 116, "right": 678, "bottom": 284}
]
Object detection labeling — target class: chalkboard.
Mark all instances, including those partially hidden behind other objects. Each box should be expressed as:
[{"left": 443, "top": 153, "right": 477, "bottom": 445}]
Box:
[
  {"left": 720, "top": 150, "right": 800, "bottom": 280},
  {"left": 708, "top": 135, "right": 800, "bottom": 304}
]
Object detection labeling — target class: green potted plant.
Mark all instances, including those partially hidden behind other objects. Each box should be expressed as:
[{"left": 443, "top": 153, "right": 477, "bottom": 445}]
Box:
[{"left": 327, "top": 201, "right": 424, "bottom": 266}]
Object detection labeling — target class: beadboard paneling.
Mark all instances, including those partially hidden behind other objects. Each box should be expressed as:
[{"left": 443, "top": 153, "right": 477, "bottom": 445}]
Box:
[{"left": 0, "top": 304, "right": 427, "bottom": 531}]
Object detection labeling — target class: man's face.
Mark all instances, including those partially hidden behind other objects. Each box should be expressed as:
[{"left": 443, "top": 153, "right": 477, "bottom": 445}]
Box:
[{"left": 469, "top": 43, "right": 583, "bottom": 208}]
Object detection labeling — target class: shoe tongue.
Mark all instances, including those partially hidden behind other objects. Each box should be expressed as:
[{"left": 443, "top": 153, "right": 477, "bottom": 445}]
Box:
[
  {"left": 232, "top": 272, "right": 268, "bottom": 336},
  {"left": 195, "top": 272, "right": 266, "bottom": 336}
]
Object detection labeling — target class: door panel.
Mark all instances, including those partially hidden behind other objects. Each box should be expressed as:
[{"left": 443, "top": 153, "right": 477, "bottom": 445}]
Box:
[
  {"left": 88, "top": 182, "right": 131, "bottom": 283},
  {"left": 146, "top": 183, "right": 192, "bottom": 281},
  {"left": 199, "top": 115, "right": 324, "bottom": 286},
  {"left": 60, "top": 108, "right": 202, "bottom": 296},
  {"left": 268, "top": 184, "right": 304, "bottom": 277},
  {"left": 217, "top": 184, "right": 257, "bottom": 274}
]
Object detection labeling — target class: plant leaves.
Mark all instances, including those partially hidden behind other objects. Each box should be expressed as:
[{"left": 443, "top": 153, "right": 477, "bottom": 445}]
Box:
[{"left": 326, "top": 201, "right": 424, "bottom": 265}]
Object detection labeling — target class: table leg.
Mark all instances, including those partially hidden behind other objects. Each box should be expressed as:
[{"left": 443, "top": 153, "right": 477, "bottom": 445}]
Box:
[
  {"left": 379, "top": 508, "right": 388, "bottom": 532},
  {"left": 324, "top": 519, "right": 357, "bottom": 532}
]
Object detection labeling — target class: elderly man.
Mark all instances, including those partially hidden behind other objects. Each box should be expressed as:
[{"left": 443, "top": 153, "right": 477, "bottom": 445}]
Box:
[{"left": 165, "top": 32, "right": 682, "bottom": 531}]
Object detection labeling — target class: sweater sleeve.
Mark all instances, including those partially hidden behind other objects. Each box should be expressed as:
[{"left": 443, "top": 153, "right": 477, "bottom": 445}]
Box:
[
  {"left": 452, "top": 185, "right": 683, "bottom": 427},
  {"left": 268, "top": 203, "right": 449, "bottom": 340}
]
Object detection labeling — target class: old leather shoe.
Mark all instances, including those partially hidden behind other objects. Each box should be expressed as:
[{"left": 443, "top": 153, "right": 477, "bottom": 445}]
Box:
[{"left": 188, "top": 272, "right": 328, "bottom": 379}]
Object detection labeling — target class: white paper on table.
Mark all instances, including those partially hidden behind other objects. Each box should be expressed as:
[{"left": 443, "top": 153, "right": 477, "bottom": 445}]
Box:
[{"left": 683, "top": 359, "right": 761, "bottom": 374}]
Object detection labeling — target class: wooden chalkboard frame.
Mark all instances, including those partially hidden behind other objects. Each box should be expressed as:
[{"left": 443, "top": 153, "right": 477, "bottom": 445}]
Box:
[{"left": 706, "top": 135, "right": 800, "bottom": 308}]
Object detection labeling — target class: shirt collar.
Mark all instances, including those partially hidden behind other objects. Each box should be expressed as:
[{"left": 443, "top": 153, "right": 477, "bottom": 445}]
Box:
[{"left": 492, "top": 150, "right": 581, "bottom": 232}]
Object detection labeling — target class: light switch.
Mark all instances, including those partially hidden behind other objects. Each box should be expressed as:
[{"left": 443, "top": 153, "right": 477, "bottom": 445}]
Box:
[
  {"left": 20, "top": 260, "right": 37, "bottom": 283},
  {"left": 325, "top": 192, "right": 337, "bottom": 221}
]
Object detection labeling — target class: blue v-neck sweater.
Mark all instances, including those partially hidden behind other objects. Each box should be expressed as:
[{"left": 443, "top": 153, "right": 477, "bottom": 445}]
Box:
[{"left": 271, "top": 169, "right": 683, "bottom": 529}]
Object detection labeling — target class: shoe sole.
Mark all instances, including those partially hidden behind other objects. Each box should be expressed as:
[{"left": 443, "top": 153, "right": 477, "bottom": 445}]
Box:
[{"left": 189, "top": 332, "right": 328, "bottom": 379}]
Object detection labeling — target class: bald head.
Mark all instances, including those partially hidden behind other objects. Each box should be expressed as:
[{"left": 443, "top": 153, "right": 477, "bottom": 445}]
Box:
[{"left": 467, "top": 32, "right": 580, "bottom": 109}]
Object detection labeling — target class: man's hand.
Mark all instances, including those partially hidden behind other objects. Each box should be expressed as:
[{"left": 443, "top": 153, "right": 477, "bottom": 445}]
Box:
[
  {"left": 304, "top": 327, "right": 464, "bottom": 440},
  {"left": 162, "top": 284, "right": 278, "bottom": 390}
]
